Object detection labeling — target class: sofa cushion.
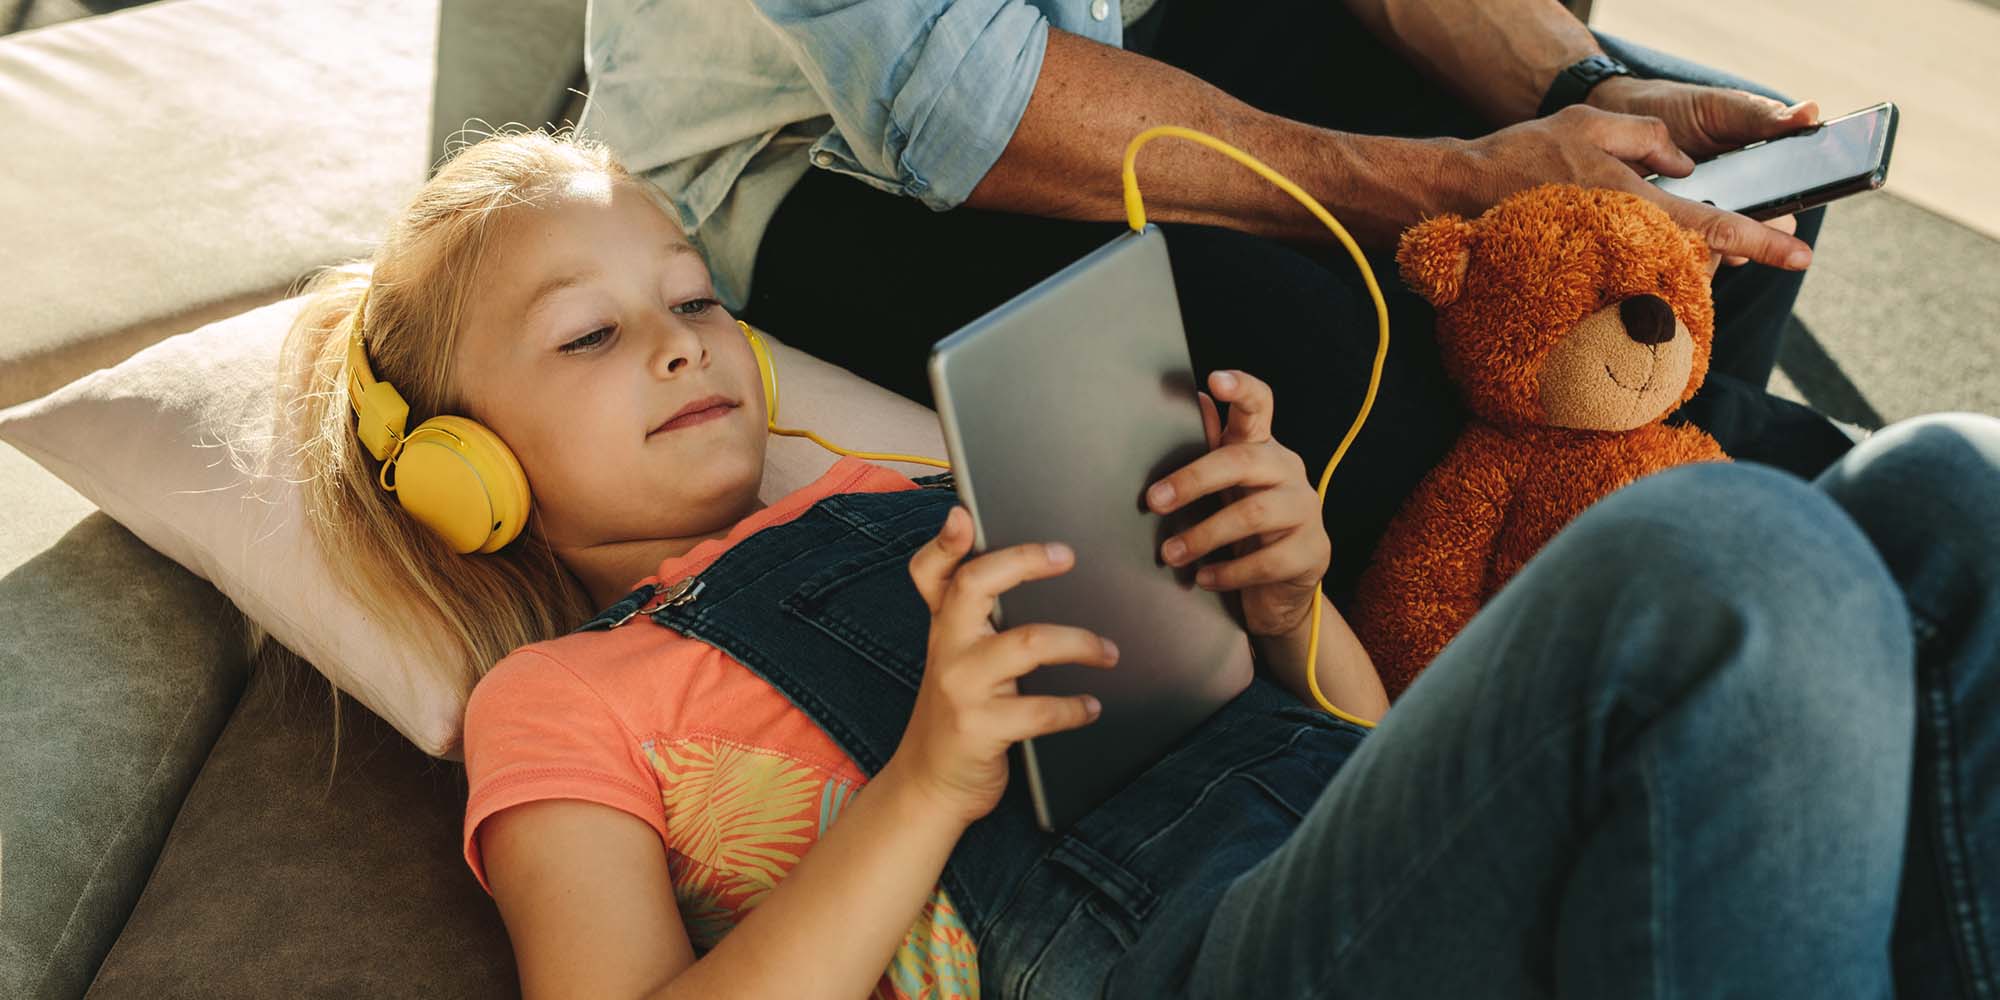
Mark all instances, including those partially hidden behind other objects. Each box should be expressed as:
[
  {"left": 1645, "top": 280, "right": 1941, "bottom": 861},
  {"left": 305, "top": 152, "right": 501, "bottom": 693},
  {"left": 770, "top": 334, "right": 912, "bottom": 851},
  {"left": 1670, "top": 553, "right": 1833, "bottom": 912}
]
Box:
[
  {"left": 433, "top": 0, "right": 589, "bottom": 164},
  {"left": 82, "top": 652, "right": 517, "bottom": 999},
  {"left": 0, "top": 293, "right": 950, "bottom": 759},
  {"left": 0, "top": 444, "right": 249, "bottom": 1000},
  {"left": 0, "top": 0, "right": 589, "bottom": 411}
]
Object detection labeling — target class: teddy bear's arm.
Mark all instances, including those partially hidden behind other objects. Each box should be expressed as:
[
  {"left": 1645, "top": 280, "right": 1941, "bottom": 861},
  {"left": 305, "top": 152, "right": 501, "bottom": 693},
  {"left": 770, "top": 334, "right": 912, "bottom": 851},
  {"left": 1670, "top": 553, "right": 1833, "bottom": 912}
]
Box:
[{"left": 1351, "top": 429, "right": 1522, "bottom": 700}]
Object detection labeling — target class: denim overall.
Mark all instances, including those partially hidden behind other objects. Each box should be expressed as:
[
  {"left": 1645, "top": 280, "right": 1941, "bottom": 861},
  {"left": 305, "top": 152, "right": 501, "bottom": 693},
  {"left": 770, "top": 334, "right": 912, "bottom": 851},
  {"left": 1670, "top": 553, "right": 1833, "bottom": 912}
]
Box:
[{"left": 572, "top": 473, "right": 1372, "bottom": 997}]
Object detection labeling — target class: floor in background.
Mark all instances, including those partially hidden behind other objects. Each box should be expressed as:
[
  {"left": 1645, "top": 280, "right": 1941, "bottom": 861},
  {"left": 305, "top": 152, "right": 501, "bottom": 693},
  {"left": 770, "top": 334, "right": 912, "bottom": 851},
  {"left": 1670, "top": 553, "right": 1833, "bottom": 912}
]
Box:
[{"left": 1775, "top": 193, "right": 1999, "bottom": 427}]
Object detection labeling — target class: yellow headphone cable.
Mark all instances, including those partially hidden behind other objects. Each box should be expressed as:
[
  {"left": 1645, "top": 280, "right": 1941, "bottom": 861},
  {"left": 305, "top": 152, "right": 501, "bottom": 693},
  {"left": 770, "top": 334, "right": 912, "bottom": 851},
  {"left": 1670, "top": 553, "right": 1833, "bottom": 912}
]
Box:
[{"left": 1121, "top": 127, "right": 1392, "bottom": 729}]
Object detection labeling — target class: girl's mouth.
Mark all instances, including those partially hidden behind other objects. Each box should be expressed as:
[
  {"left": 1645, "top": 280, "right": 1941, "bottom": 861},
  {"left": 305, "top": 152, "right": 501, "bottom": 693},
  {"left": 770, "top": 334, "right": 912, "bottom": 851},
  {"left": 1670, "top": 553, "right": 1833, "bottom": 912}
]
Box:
[{"left": 650, "top": 400, "right": 737, "bottom": 435}]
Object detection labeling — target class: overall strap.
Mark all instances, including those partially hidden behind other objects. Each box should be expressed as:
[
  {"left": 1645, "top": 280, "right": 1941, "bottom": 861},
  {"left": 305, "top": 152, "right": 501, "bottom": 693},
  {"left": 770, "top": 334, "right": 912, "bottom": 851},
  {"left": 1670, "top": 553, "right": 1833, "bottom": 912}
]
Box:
[{"left": 573, "top": 471, "right": 956, "bottom": 633}]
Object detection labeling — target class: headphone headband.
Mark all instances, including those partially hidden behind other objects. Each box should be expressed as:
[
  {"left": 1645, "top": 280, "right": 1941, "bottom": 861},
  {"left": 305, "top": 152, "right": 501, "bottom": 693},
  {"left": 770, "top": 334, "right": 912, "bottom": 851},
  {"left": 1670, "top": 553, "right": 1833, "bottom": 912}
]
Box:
[{"left": 345, "top": 284, "right": 412, "bottom": 463}]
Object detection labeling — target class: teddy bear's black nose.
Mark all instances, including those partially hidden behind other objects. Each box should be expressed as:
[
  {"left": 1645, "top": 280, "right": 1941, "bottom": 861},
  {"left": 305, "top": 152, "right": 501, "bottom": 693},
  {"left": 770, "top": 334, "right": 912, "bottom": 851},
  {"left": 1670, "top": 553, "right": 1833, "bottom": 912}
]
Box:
[{"left": 1620, "top": 294, "right": 1677, "bottom": 345}]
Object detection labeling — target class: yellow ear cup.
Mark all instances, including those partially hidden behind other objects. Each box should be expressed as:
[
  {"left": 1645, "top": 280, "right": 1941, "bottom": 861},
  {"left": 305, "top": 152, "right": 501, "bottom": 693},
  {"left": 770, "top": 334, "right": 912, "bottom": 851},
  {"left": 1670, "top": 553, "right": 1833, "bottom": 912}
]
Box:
[
  {"left": 347, "top": 287, "right": 533, "bottom": 555},
  {"left": 386, "top": 415, "right": 532, "bottom": 555},
  {"left": 738, "top": 319, "right": 779, "bottom": 428}
]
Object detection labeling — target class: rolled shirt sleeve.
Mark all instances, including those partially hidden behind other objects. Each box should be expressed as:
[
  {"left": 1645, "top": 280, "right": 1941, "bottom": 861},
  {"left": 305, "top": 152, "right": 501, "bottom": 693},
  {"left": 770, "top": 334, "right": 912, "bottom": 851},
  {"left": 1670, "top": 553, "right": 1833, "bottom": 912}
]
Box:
[{"left": 749, "top": 0, "right": 1057, "bottom": 211}]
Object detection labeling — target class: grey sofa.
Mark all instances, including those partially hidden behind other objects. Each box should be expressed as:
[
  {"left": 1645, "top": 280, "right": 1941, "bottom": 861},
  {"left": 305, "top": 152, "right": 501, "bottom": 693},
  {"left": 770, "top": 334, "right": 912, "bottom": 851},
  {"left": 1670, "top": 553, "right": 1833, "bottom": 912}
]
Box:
[{"left": 2, "top": 2, "right": 592, "bottom": 995}]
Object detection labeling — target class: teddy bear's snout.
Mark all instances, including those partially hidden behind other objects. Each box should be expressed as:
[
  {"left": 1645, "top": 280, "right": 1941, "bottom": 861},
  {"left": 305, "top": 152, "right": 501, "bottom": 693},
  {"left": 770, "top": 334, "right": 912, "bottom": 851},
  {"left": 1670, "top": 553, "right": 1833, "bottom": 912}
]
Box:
[{"left": 1619, "top": 294, "right": 1677, "bottom": 346}]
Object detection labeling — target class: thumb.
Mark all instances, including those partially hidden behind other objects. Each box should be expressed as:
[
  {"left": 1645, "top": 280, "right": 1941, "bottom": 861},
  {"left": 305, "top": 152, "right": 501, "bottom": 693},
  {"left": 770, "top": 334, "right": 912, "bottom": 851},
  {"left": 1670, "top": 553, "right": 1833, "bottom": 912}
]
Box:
[
  {"left": 908, "top": 506, "right": 971, "bottom": 612},
  {"left": 1713, "top": 90, "right": 1819, "bottom": 144},
  {"left": 1197, "top": 390, "right": 1223, "bottom": 450}
]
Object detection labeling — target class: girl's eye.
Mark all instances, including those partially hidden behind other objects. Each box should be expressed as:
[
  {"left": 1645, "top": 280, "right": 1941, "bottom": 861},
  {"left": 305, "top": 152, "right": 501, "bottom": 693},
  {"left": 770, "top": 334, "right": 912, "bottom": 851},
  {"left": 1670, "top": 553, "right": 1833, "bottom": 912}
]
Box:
[
  {"left": 671, "top": 297, "right": 719, "bottom": 317},
  {"left": 559, "top": 326, "right": 613, "bottom": 354}
]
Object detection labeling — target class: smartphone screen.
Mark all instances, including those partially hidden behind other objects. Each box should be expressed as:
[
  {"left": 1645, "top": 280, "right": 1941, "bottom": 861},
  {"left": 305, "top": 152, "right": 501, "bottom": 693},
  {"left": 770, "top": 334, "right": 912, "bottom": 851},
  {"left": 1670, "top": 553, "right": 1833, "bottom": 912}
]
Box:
[{"left": 1650, "top": 103, "right": 1896, "bottom": 217}]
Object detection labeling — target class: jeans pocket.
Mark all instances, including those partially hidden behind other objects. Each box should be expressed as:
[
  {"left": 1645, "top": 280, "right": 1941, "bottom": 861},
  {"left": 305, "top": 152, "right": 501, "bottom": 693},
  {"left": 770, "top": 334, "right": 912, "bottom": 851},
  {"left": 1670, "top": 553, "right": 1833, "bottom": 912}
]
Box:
[
  {"left": 1229, "top": 729, "right": 1348, "bottom": 822},
  {"left": 781, "top": 508, "right": 949, "bottom": 691}
]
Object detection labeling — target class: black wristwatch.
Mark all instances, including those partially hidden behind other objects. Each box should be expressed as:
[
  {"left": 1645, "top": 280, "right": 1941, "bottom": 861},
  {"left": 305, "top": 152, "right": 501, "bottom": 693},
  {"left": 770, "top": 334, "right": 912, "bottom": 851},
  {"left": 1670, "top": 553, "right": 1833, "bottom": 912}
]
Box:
[{"left": 1537, "top": 53, "right": 1633, "bottom": 117}]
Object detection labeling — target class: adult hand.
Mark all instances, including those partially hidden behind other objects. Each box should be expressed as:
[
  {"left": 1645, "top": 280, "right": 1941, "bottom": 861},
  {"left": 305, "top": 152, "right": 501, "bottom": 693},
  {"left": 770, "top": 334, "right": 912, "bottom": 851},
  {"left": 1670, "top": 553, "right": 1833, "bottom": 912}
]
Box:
[
  {"left": 1586, "top": 76, "right": 1819, "bottom": 159},
  {"left": 894, "top": 508, "right": 1116, "bottom": 826},
  {"left": 1588, "top": 76, "right": 1816, "bottom": 267},
  {"left": 1145, "top": 370, "right": 1330, "bottom": 641},
  {"left": 1445, "top": 102, "right": 1814, "bottom": 270}
]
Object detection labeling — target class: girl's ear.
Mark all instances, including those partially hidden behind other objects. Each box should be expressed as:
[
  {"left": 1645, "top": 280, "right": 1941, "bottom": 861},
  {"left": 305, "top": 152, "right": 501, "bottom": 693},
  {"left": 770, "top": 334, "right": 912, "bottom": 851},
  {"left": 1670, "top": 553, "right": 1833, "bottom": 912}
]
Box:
[{"left": 1397, "top": 214, "right": 1475, "bottom": 308}]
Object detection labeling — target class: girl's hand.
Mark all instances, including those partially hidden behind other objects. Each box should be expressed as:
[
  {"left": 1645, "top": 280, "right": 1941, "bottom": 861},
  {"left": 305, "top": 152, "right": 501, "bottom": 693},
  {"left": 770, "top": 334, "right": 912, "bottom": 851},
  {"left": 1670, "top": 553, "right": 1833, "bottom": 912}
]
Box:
[
  {"left": 891, "top": 506, "right": 1118, "bottom": 827},
  {"left": 1146, "top": 370, "right": 1330, "bottom": 640}
]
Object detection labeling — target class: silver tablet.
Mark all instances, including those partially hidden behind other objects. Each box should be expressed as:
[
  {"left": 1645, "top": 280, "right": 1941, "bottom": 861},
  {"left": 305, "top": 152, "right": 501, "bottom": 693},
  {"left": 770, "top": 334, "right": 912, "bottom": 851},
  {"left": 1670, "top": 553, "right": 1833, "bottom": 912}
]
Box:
[{"left": 927, "top": 225, "right": 1256, "bottom": 833}]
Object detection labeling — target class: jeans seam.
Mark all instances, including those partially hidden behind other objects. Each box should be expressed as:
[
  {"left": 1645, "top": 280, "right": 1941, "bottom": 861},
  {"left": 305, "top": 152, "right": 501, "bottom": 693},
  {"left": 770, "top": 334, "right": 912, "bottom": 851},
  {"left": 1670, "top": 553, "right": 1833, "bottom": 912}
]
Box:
[
  {"left": 1307, "top": 704, "right": 1598, "bottom": 995},
  {"left": 1647, "top": 729, "right": 1670, "bottom": 999},
  {"left": 1917, "top": 644, "right": 1998, "bottom": 997}
]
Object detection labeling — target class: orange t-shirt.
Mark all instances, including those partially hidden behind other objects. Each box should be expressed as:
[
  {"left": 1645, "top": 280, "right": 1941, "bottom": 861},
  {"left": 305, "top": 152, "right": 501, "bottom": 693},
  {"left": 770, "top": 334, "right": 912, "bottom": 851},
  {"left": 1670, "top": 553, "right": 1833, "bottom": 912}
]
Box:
[{"left": 461, "top": 456, "right": 977, "bottom": 999}]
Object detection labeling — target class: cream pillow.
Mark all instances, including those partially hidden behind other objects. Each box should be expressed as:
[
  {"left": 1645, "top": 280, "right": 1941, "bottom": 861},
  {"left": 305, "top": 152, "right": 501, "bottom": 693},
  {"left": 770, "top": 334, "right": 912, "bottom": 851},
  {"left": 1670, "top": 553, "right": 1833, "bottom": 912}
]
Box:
[{"left": 0, "top": 297, "right": 947, "bottom": 759}]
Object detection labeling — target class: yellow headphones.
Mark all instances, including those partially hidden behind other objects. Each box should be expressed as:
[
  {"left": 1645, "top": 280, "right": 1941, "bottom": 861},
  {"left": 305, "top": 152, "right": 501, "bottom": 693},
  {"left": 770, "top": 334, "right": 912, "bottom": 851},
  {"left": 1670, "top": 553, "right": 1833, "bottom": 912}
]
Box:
[{"left": 345, "top": 296, "right": 945, "bottom": 555}]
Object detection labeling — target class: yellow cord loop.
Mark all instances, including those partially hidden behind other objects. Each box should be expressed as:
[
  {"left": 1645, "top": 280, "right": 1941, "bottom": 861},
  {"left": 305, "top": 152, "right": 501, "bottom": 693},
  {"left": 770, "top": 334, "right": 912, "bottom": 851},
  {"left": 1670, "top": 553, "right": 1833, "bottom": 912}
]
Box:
[
  {"left": 771, "top": 425, "right": 951, "bottom": 469},
  {"left": 1121, "top": 126, "right": 1391, "bottom": 730}
]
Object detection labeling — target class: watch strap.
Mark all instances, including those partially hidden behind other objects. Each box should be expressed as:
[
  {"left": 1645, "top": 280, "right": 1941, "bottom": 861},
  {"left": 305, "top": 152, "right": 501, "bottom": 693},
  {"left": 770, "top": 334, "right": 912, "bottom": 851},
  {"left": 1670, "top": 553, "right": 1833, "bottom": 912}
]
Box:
[{"left": 1537, "top": 53, "right": 1633, "bottom": 117}]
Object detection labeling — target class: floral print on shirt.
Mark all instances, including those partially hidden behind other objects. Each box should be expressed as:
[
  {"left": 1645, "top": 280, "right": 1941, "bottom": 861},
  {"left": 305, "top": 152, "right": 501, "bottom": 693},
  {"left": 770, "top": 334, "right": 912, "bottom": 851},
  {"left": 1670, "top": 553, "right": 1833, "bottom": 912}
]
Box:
[{"left": 643, "top": 735, "right": 979, "bottom": 999}]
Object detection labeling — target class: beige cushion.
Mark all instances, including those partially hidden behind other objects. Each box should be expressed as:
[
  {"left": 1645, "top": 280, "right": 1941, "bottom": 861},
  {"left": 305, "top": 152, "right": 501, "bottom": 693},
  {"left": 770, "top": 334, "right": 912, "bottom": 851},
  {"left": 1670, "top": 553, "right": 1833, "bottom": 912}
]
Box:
[
  {"left": 0, "top": 0, "right": 587, "bottom": 411},
  {"left": 0, "top": 297, "right": 947, "bottom": 759}
]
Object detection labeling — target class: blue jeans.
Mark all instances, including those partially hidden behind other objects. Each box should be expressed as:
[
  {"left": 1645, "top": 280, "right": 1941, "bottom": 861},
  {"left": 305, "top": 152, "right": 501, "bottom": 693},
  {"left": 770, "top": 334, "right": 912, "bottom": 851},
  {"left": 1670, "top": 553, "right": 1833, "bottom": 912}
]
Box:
[{"left": 1001, "top": 414, "right": 1999, "bottom": 998}]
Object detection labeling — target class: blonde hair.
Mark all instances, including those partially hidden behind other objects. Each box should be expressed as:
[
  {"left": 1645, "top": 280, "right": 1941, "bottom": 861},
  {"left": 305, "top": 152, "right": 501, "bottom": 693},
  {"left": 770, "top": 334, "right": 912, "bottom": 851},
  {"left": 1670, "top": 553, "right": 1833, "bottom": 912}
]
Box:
[{"left": 257, "top": 128, "right": 636, "bottom": 779}]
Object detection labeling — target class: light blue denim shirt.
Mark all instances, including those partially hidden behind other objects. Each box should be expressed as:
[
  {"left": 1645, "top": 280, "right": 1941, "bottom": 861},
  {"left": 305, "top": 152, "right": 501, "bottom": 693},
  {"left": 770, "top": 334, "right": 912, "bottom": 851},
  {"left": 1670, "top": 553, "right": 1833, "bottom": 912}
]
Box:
[{"left": 576, "top": 0, "right": 1143, "bottom": 311}]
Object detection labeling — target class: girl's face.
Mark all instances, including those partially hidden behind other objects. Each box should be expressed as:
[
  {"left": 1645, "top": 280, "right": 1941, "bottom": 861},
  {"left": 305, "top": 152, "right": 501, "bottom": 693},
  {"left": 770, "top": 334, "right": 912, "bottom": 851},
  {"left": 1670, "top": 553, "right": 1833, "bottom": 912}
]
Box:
[{"left": 452, "top": 174, "right": 769, "bottom": 566}]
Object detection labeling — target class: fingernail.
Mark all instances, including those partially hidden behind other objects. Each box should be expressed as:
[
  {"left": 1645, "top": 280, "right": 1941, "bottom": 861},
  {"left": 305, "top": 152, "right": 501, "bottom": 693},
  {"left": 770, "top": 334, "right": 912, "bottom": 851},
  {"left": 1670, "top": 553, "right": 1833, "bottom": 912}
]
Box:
[
  {"left": 1162, "top": 538, "right": 1186, "bottom": 564},
  {"left": 1099, "top": 638, "right": 1118, "bottom": 660},
  {"left": 1083, "top": 695, "right": 1102, "bottom": 716},
  {"left": 1195, "top": 568, "right": 1214, "bottom": 588},
  {"left": 1213, "top": 371, "right": 1238, "bottom": 391},
  {"left": 1148, "top": 482, "right": 1175, "bottom": 510},
  {"left": 1045, "top": 542, "right": 1072, "bottom": 564},
  {"left": 1785, "top": 248, "right": 1811, "bottom": 269}
]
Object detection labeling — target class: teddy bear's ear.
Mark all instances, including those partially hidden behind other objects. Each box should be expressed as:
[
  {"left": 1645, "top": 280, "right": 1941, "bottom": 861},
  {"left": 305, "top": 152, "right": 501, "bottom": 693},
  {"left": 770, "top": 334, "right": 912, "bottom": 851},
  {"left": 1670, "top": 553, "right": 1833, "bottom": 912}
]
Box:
[{"left": 1397, "top": 214, "right": 1475, "bottom": 307}]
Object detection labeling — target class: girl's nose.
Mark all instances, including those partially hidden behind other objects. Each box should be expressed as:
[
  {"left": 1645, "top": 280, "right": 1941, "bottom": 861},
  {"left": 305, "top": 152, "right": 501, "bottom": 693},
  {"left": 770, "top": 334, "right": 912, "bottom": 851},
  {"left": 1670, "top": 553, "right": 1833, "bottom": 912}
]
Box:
[{"left": 647, "top": 319, "right": 705, "bottom": 378}]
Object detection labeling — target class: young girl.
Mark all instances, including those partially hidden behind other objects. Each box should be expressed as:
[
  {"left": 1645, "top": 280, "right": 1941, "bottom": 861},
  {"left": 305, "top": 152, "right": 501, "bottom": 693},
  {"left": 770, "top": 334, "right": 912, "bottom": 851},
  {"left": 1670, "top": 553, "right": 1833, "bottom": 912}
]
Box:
[{"left": 276, "top": 130, "right": 1998, "bottom": 999}]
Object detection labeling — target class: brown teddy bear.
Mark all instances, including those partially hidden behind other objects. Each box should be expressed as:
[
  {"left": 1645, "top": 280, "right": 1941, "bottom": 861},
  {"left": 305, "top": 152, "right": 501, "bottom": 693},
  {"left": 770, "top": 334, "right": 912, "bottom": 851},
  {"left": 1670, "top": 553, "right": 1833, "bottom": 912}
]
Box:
[{"left": 1352, "top": 182, "right": 1730, "bottom": 701}]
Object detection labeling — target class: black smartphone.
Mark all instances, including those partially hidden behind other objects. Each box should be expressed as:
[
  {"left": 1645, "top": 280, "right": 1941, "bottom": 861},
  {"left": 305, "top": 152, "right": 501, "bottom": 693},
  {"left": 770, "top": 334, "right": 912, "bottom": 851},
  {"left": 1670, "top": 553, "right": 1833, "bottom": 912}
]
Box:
[{"left": 1648, "top": 101, "right": 1897, "bottom": 220}]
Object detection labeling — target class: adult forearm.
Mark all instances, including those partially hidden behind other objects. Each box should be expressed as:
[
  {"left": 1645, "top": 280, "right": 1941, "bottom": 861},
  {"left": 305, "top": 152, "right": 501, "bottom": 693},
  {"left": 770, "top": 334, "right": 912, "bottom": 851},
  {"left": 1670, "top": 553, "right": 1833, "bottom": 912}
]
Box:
[
  {"left": 963, "top": 28, "right": 1453, "bottom": 251},
  {"left": 1340, "top": 0, "right": 1603, "bottom": 125},
  {"left": 651, "top": 763, "right": 964, "bottom": 1000},
  {"left": 1254, "top": 593, "right": 1389, "bottom": 724}
]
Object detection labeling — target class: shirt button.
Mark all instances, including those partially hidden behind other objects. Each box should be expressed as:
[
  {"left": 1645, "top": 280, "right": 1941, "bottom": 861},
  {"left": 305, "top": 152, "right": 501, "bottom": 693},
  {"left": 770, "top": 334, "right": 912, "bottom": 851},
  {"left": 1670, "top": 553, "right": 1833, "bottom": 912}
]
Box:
[
  {"left": 811, "top": 150, "right": 834, "bottom": 167},
  {"left": 1090, "top": 0, "right": 1109, "bottom": 20}
]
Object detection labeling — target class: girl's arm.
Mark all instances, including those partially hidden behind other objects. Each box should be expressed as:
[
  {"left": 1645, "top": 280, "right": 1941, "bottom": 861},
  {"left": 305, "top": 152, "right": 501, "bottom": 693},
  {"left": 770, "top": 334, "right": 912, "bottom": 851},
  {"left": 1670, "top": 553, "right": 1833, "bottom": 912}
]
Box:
[
  {"left": 481, "top": 758, "right": 969, "bottom": 1000},
  {"left": 651, "top": 760, "right": 967, "bottom": 1000}
]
